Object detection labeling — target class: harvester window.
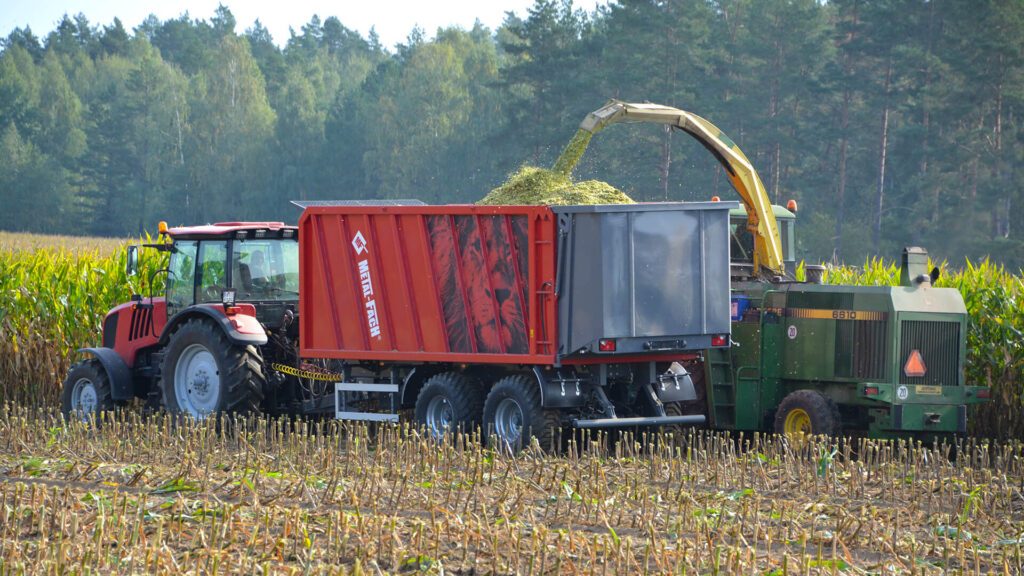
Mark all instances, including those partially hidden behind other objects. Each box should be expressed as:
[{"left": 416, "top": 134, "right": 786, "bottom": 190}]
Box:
[
  {"left": 197, "top": 241, "right": 229, "bottom": 303},
  {"left": 166, "top": 240, "right": 197, "bottom": 317},
  {"left": 730, "top": 221, "right": 754, "bottom": 262},
  {"left": 779, "top": 218, "right": 795, "bottom": 264}
]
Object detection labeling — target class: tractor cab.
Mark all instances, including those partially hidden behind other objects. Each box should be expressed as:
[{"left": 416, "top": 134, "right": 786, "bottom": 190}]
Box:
[
  {"left": 729, "top": 204, "right": 796, "bottom": 279},
  {"left": 129, "top": 222, "right": 299, "bottom": 329},
  {"left": 162, "top": 222, "right": 299, "bottom": 328}
]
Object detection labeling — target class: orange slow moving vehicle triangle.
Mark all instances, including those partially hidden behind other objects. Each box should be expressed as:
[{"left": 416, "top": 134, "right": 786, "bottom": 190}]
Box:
[{"left": 904, "top": 349, "right": 927, "bottom": 378}]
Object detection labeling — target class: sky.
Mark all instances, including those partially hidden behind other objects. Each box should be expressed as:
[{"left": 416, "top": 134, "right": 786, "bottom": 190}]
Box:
[{"left": 0, "top": 0, "right": 581, "bottom": 50}]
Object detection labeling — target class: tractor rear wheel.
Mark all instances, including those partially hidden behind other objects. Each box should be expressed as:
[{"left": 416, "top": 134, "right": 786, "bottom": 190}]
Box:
[
  {"left": 483, "top": 375, "right": 561, "bottom": 453},
  {"left": 774, "top": 389, "right": 841, "bottom": 438},
  {"left": 161, "top": 318, "right": 264, "bottom": 418},
  {"left": 61, "top": 359, "right": 116, "bottom": 421},
  {"left": 414, "top": 372, "right": 485, "bottom": 439}
]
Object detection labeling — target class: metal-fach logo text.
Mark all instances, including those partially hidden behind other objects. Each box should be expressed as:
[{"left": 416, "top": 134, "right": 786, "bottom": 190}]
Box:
[{"left": 352, "top": 231, "right": 381, "bottom": 339}]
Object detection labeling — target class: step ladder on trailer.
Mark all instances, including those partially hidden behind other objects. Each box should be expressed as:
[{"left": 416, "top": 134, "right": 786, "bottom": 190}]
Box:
[
  {"left": 708, "top": 348, "right": 737, "bottom": 429},
  {"left": 334, "top": 367, "right": 400, "bottom": 422}
]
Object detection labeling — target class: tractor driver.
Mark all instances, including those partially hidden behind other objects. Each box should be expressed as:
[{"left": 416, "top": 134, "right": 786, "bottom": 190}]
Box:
[{"left": 250, "top": 250, "right": 267, "bottom": 283}]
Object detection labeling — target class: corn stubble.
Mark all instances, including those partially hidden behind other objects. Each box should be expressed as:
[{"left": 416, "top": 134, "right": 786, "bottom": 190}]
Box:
[{"left": 0, "top": 409, "right": 1019, "bottom": 575}]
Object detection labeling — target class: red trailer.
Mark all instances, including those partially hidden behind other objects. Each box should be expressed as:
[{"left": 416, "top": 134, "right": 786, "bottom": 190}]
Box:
[{"left": 298, "top": 200, "right": 736, "bottom": 445}]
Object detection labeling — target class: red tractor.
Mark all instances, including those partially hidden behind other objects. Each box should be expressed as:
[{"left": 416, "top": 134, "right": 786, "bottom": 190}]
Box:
[{"left": 62, "top": 221, "right": 301, "bottom": 418}]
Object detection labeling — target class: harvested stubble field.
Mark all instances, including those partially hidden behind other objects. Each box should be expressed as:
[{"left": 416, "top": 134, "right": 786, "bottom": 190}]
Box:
[
  {"left": 0, "top": 408, "right": 1021, "bottom": 575},
  {"left": 1, "top": 227, "right": 1023, "bottom": 575}
]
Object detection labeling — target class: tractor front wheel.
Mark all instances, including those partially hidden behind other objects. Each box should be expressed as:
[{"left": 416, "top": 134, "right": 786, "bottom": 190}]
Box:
[
  {"left": 774, "top": 389, "right": 841, "bottom": 438},
  {"left": 61, "top": 359, "right": 116, "bottom": 421},
  {"left": 161, "top": 318, "right": 264, "bottom": 419}
]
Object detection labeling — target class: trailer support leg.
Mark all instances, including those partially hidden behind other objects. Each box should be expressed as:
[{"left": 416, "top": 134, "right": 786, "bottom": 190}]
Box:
[
  {"left": 642, "top": 381, "right": 667, "bottom": 417},
  {"left": 592, "top": 384, "right": 616, "bottom": 418}
]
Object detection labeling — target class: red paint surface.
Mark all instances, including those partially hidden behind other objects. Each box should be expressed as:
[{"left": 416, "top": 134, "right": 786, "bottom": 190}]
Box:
[
  {"left": 107, "top": 298, "right": 167, "bottom": 366},
  {"left": 299, "top": 205, "right": 557, "bottom": 364}
]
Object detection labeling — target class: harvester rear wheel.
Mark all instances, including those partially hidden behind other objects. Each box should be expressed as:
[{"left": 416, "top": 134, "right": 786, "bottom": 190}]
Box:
[
  {"left": 161, "top": 318, "right": 264, "bottom": 419},
  {"left": 774, "top": 389, "right": 841, "bottom": 439},
  {"left": 414, "top": 372, "right": 485, "bottom": 440},
  {"left": 61, "top": 359, "right": 116, "bottom": 421},
  {"left": 483, "top": 375, "right": 561, "bottom": 453},
  {"left": 660, "top": 401, "right": 688, "bottom": 443}
]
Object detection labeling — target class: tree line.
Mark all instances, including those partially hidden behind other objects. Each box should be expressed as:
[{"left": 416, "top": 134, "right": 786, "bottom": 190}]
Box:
[{"left": 1, "top": 0, "right": 1021, "bottom": 269}]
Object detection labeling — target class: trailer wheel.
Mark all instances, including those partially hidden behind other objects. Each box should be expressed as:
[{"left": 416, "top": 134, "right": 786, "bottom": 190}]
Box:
[
  {"left": 61, "top": 359, "right": 116, "bottom": 421},
  {"left": 774, "top": 389, "right": 841, "bottom": 438},
  {"left": 415, "top": 372, "right": 485, "bottom": 439},
  {"left": 483, "top": 375, "right": 561, "bottom": 452},
  {"left": 161, "top": 318, "right": 265, "bottom": 418}
]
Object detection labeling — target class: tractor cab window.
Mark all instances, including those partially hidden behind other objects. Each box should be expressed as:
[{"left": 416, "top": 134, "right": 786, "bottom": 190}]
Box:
[
  {"left": 231, "top": 238, "right": 299, "bottom": 301},
  {"left": 197, "top": 241, "right": 229, "bottom": 303},
  {"left": 166, "top": 240, "right": 198, "bottom": 317}
]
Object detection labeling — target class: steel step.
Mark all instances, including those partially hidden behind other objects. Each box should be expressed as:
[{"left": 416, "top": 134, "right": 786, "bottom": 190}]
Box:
[
  {"left": 573, "top": 414, "right": 706, "bottom": 429},
  {"left": 334, "top": 382, "right": 399, "bottom": 422},
  {"left": 335, "top": 383, "right": 399, "bottom": 393},
  {"left": 334, "top": 411, "right": 399, "bottom": 422}
]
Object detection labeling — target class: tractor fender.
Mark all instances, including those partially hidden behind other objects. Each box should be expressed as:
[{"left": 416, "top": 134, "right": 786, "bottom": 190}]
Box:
[
  {"left": 77, "top": 347, "right": 134, "bottom": 401},
  {"left": 158, "top": 305, "right": 268, "bottom": 347}
]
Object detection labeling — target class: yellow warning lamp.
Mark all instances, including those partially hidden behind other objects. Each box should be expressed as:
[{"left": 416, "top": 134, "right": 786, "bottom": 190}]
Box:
[
  {"left": 787, "top": 199, "right": 798, "bottom": 213},
  {"left": 711, "top": 196, "right": 720, "bottom": 202},
  {"left": 158, "top": 221, "right": 169, "bottom": 236}
]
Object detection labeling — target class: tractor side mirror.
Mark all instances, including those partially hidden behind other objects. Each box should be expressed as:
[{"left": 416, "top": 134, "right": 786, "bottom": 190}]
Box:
[{"left": 126, "top": 245, "right": 139, "bottom": 277}]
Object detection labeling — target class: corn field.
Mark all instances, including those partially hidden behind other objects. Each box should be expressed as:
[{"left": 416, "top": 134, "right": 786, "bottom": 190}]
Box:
[
  {"left": 0, "top": 232, "right": 145, "bottom": 407},
  {"left": 0, "top": 409, "right": 1019, "bottom": 575}
]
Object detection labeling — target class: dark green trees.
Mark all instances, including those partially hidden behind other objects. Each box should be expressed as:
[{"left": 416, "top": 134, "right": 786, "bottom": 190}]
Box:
[{"left": 0, "top": 1, "right": 1021, "bottom": 270}]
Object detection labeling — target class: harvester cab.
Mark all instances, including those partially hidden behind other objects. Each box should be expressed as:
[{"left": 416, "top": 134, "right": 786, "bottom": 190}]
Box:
[{"left": 727, "top": 204, "right": 797, "bottom": 280}]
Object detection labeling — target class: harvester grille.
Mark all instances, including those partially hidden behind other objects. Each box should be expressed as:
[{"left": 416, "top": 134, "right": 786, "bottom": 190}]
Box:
[
  {"left": 899, "top": 320, "right": 961, "bottom": 387},
  {"left": 835, "top": 319, "right": 889, "bottom": 381}
]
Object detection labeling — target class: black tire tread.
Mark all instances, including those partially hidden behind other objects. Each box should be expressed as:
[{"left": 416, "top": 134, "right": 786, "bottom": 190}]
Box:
[
  {"left": 160, "top": 317, "right": 265, "bottom": 416},
  {"left": 483, "top": 374, "right": 561, "bottom": 452},
  {"left": 414, "top": 372, "right": 486, "bottom": 435},
  {"left": 61, "top": 358, "right": 116, "bottom": 419},
  {"left": 774, "top": 389, "right": 842, "bottom": 437}
]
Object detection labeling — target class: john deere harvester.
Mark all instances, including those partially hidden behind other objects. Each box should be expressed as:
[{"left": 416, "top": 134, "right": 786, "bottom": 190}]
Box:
[{"left": 566, "top": 100, "right": 989, "bottom": 438}]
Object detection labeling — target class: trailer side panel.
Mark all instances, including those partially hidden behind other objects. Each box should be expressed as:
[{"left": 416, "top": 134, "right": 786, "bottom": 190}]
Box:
[{"left": 299, "top": 205, "right": 558, "bottom": 364}]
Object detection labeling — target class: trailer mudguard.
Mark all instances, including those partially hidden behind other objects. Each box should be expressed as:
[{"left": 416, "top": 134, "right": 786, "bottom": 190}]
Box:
[
  {"left": 158, "top": 305, "right": 268, "bottom": 347},
  {"left": 77, "top": 347, "right": 134, "bottom": 401},
  {"left": 401, "top": 367, "right": 429, "bottom": 408},
  {"left": 533, "top": 367, "right": 587, "bottom": 408}
]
